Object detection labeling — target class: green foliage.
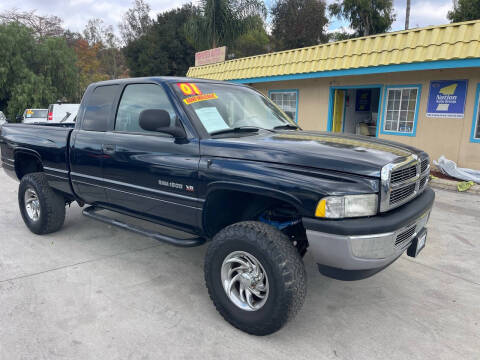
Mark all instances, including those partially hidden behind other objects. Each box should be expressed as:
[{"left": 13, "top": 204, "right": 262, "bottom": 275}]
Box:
[
  {"left": 231, "top": 16, "right": 270, "bottom": 57},
  {"left": 447, "top": 0, "right": 480, "bottom": 23},
  {"left": 271, "top": 0, "right": 329, "bottom": 51},
  {"left": 328, "top": 30, "right": 354, "bottom": 42},
  {"left": 184, "top": 0, "right": 266, "bottom": 50},
  {"left": 124, "top": 5, "right": 198, "bottom": 77},
  {"left": 0, "top": 23, "right": 78, "bottom": 120},
  {"left": 329, "top": 0, "right": 395, "bottom": 37}
]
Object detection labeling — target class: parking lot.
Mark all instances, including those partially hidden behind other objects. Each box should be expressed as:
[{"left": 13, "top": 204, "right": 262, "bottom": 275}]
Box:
[{"left": 0, "top": 170, "right": 479, "bottom": 360}]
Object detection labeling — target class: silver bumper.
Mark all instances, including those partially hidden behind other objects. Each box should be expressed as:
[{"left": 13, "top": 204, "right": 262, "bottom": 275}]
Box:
[{"left": 306, "top": 211, "right": 430, "bottom": 271}]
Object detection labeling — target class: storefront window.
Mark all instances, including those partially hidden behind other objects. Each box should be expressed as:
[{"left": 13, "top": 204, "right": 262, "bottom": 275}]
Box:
[
  {"left": 383, "top": 86, "right": 420, "bottom": 135},
  {"left": 475, "top": 109, "right": 480, "bottom": 140},
  {"left": 473, "top": 85, "right": 480, "bottom": 142},
  {"left": 269, "top": 90, "right": 298, "bottom": 122}
]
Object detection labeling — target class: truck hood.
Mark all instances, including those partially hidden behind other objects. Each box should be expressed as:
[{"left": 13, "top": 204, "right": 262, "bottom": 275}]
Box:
[{"left": 200, "top": 131, "right": 426, "bottom": 177}]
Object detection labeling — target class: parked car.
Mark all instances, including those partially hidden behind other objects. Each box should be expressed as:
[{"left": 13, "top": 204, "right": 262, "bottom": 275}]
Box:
[
  {"left": 0, "top": 111, "right": 6, "bottom": 126},
  {"left": 0, "top": 77, "right": 434, "bottom": 335},
  {"left": 47, "top": 103, "right": 79, "bottom": 123},
  {"left": 21, "top": 109, "right": 48, "bottom": 124}
]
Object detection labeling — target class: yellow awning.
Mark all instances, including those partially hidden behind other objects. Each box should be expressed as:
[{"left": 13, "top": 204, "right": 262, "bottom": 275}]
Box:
[{"left": 187, "top": 20, "right": 480, "bottom": 81}]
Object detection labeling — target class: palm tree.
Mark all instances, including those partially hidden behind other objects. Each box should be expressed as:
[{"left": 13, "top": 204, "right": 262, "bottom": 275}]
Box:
[
  {"left": 405, "top": 0, "right": 411, "bottom": 29},
  {"left": 185, "top": 0, "right": 266, "bottom": 50}
]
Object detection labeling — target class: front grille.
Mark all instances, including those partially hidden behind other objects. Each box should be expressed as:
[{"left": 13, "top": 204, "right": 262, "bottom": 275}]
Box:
[
  {"left": 381, "top": 155, "right": 430, "bottom": 212},
  {"left": 391, "top": 165, "right": 417, "bottom": 184},
  {"left": 390, "top": 183, "right": 416, "bottom": 205},
  {"left": 421, "top": 159, "right": 429, "bottom": 173},
  {"left": 419, "top": 176, "right": 427, "bottom": 189},
  {"left": 395, "top": 225, "right": 416, "bottom": 246}
]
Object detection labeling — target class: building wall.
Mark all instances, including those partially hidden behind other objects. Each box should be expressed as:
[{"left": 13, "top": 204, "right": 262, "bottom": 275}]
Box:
[{"left": 251, "top": 67, "right": 480, "bottom": 169}]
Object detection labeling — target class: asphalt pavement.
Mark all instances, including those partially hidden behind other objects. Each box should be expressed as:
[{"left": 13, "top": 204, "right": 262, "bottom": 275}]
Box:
[{"left": 0, "top": 171, "right": 479, "bottom": 360}]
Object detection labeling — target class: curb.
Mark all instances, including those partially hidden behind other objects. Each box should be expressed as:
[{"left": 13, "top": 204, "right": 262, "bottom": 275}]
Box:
[{"left": 429, "top": 177, "right": 480, "bottom": 195}]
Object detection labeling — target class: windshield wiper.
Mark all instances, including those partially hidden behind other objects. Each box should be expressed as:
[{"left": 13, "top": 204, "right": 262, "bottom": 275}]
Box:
[
  {"left": 273, "top": 124, "right": 300, "bottom": 130},
  {"left": 210, "top": 126, "right": 274, "bottom": 136}
]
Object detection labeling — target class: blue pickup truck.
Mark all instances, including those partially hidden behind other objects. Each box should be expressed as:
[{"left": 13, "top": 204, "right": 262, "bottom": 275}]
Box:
[{"left": 0, "top": 77, "right": 434, "bottom": 335}]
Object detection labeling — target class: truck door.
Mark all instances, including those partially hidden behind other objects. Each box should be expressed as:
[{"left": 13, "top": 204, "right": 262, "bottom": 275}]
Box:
[
  {"left": 101, "top": 83, "right": 201, "bottom": 232},
  {"left": 70, "top": 84, "right": 119, "bottom": 205}
]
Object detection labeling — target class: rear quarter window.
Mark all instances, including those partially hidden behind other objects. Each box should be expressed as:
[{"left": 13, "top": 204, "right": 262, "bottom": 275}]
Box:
[{"left": 82, "top": 85, "right": 119, "bottom": 131}]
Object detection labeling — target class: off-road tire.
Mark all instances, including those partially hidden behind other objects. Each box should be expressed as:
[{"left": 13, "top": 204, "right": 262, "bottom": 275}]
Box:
[
  {"left": 18, "top": 172, "right": 66, "bottom": 234},
  {"left": 204, "top": 221, "right": 307, "bottom": 335}
]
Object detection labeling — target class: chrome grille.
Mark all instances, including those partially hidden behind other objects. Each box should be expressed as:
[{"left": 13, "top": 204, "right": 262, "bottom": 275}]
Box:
[
  {"left": 395, "top": 225, "right": 416, "bottom": 246},
  {"left": 390, "top": 183, "right": 416, "bottom": 205},
  {"left": 421, "top": 159, "right": 429, "bottom": 173},
  {"left": 380, "top": 154, "right": 430, "bottom": 212},
  {"left": 391, "top": 165, "right": 417, "bottom": 184},
  {"left": 419, "top": 176, "right": 427, "bottom": 189}
]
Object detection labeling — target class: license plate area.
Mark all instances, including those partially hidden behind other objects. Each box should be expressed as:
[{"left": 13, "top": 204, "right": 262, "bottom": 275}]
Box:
[{"left": 407, "top": 229, "right": 427, "bottom": 258}]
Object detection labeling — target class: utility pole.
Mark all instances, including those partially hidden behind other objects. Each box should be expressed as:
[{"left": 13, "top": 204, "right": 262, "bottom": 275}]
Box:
[{"left": 405, "top": 0, "right": 411, "bottom": 30}]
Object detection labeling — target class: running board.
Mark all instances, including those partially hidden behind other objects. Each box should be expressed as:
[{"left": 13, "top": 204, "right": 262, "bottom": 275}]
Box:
[{"left": 82, "top": 206, "right": 205, "bottom": 247}]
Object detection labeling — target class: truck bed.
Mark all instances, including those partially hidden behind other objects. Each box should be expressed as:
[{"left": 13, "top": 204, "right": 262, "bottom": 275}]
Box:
[{"left": 0, "top": 123, "right": 75, "bottom": 196}]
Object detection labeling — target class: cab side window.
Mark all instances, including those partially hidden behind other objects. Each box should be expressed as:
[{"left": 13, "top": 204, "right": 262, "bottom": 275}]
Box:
[
  {"left": 115, "top": 84, "right": 177, "bottom": 133},
  {"left": 83, "top": 85, "right": 118, "bottom": 131}
]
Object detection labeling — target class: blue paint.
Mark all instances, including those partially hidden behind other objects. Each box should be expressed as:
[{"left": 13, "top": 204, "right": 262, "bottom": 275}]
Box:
[
  {"left": 268, "top": 89, "right": 299, "bottom": 123},
  {"left": 470, "top": 83, "right": 480, "bottom": 143},
  {"left": 229, "top": 58, "right": 480, "bottom": 84},
  {"left": 380, "top": 84, "right": 422, "bottom": 137},
  {"left": 327, "top": 85, "right": 383, "bottom": 136},
  {"left": 427, "top": 80, "right": 468, "bottom": 118}
]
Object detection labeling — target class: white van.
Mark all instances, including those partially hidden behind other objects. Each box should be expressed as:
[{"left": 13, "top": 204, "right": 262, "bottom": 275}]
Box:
[{"left": 47, "top": 103, "right": 80, "bottom": 123}]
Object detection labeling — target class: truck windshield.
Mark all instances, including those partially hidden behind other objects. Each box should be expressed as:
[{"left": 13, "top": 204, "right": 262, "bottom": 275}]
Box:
[{"left": 172, "top": 82, "right": 297, "bottom": 135}]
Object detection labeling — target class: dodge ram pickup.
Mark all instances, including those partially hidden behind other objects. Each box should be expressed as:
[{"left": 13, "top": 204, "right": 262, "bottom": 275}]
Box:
[{"left": 0, "top": 77, "right": 435, "bottom": 335}]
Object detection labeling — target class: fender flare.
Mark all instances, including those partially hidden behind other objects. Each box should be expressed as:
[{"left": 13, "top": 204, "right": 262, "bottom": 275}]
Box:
[
  {"left": 13, "top": 147, "right": 43, "bottom": 178},
  {"left": 205, "top": 181, "right": 303, "bottom": 209}
]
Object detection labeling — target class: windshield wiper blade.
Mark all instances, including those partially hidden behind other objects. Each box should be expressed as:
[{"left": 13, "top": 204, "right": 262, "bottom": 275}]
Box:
[
  {"left": 210, "top": 126, "right": 273, "bottom": 136},
  {"left": 273, "top": 124, "right": 299, "bottom": 130}
]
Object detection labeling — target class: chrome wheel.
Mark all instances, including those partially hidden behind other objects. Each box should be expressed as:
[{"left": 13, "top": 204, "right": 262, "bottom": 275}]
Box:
[
  {"left": 24, "top": 188, "right": 40, "bottom": 222},
  {"left": 221, "top": 251, "right": 269, "bottom": 311}
]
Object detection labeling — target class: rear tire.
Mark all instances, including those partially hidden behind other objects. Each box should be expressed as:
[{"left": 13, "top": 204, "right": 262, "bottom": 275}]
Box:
[
  {"left": 204, "top": 221, "right": 306, "bottom": 335},
  {"left": 18, "top": 172, "right": 66, "bottom": 234}
]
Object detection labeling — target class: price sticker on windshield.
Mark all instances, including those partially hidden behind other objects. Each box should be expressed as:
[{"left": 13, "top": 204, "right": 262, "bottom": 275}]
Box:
[{"left": 177, "top": 83, "right": 202, "bottom": 96}]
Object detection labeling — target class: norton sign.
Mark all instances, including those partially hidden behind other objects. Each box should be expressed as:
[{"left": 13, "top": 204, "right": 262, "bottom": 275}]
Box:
[
  {"left": 195, "top": 46, "right": 227, "bottom": 66},
  {"left": 426, "top": 80, "right": 468, "bottom": 118}
]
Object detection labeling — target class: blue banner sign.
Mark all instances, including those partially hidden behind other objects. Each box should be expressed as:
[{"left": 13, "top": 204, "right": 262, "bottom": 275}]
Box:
[
  {"left": 355, "top": 89, "right": 371, "bottom": 112},
  {"left": 427, "top": 80, "right": 468, "bottom": 118}
]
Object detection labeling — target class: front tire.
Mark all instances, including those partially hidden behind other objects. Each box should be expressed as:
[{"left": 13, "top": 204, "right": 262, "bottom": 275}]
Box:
[
  {"left": 18, "top": 172, "right": 66, "bottom": 235},
  {"left": 204, "top": 221, "right": 306, "bottom": 335}
]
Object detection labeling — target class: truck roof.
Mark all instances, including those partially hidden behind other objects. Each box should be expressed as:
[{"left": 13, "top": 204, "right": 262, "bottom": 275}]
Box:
[{"left": 91, "top": 76, "right": 245, "bottom": 87}]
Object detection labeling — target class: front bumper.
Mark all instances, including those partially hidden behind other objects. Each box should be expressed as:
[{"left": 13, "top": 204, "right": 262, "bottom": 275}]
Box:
[{"left": 303, "top": 187, "right": 435, "bottom": 278}]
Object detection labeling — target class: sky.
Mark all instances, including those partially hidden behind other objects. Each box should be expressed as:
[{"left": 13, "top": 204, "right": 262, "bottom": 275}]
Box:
[{"left": 0, "top": 0, "right": 454, "bottom": 36}]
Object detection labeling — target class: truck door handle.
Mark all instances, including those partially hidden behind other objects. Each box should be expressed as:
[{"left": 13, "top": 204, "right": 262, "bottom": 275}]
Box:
[{"left": 102, "top": 144, "right": 116, "bottom": 154}]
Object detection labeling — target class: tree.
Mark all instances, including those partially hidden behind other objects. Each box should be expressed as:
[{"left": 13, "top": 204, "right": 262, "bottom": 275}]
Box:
[
  {"left": 329, "top": 0, "right": 395, "bottom": 37},
  {"left": 72, "top": 39, "right": 109, "bottom": 97},
  {"left": 119, "top": 0, "right": 153, "bottom": 45},
  {"left": 0, "top": 23, "right": 78, "bottom": 119},
  {"left": 124, "top": 4, "right": 198, "bottom": 77},
  {"left": 0, "top": 8, "right": 64, "bottom": 38},
  {"left": 271, "top": 0, "right": 328, "bottom": 51},
  {"left": 447, "top": 0, "right": 480, "bottom": 23},
  {"left": 231, "top": 20, "right": 270, "bottom": 58},
  {"left": 82, "top": 19, "right": 128, "bottom": 80},
  {"left": 185, "top": 0, "right": 266, "bottom": 50}
]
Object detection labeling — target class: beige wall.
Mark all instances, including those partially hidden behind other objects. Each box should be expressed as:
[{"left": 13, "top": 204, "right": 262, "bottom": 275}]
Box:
[{"left": 251, "top": 68, "right": 480, "bottom": 169}]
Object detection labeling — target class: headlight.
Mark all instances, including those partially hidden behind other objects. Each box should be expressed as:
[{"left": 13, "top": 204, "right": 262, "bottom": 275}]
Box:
[{"left": 315, "top": 194, "right": 378, "bottom": 218}]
